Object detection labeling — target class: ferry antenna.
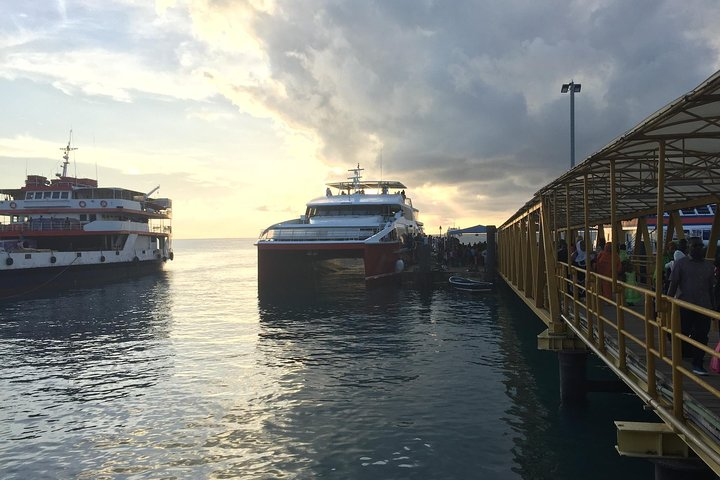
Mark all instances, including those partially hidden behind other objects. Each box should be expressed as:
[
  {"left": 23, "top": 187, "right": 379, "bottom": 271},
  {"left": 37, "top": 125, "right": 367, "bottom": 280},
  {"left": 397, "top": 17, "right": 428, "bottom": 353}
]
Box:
[{"left": 59, "top": 130, "right": 78, "bottom": 178}]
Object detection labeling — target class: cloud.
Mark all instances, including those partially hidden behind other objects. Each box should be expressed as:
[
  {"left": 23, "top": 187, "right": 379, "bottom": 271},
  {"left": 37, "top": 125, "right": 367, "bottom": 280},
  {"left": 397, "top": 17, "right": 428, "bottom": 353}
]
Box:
[{"left": 3, "top": 0, "right": 720, "bottom": 235}]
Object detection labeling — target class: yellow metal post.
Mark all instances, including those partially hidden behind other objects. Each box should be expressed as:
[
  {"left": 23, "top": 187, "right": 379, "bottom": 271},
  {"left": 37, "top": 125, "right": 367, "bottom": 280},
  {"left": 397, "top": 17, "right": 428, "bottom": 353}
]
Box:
[
  {"left": 655, "top": 141, "right": 666, "bottom": 360},
  {"left": 644, "top": 291, "right": 657, "bottom": 398},
  {"left": 671, "top": 302, "right": 684, "bottom": 419}
]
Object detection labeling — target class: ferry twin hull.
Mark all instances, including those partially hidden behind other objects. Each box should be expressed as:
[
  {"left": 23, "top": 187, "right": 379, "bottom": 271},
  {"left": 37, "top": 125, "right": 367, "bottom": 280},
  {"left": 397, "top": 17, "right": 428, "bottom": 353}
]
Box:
[{"left": 257, "top": 242, "right": 404, "bottom": 285}]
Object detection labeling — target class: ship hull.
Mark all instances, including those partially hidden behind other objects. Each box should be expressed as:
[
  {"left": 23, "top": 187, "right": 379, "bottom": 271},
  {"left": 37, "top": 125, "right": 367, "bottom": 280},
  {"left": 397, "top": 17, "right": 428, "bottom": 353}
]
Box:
[{"left": 0, "top": 259, "right": 166, "bottom": 300}]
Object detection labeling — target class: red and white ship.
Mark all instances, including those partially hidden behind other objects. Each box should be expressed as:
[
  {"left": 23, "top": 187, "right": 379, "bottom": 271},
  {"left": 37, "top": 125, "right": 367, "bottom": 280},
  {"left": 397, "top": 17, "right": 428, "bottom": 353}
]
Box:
[
  {"left": 256, "top": 165, "right": 423, "bottom": 284},
  {"left": 0, "top": 138, "right": 173, "bottom": 299}
]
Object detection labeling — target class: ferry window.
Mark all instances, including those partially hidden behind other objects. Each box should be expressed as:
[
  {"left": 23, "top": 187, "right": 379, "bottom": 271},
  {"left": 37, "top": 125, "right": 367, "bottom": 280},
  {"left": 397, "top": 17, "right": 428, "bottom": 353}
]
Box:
[
  {"left": 43, "top": 192, "right": 52, "bottom": 199},
  {"left": 681, "top": 208, "right": 696, "bottom": 215},
  {"left": 34, "top": 192, "right": 43, "bottom": 199},
  {"left": 80, "top": 214, "right": 87, "bottom": 221},
  {"left": 89, "top": 214, "right": 97, "bottom": 221},
  {"left": 61, "top": 192, "right": 69, "bottom": 199},
  {"left": 703, "top": 231, "right": 711, "bottom": 240},
  {"left": 52, "top": 192, "right": 60, "bottom": 199},
  {"left": 25, "top": 192, "right": 33, "bottom": 200},
  {"left": 696, "top": 205, "right": 711, "bottom": 214}
]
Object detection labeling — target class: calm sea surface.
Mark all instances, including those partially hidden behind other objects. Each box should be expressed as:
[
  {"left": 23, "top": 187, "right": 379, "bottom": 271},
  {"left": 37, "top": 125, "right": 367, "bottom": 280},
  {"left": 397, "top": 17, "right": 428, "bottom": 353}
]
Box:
[{"left": 0, "top": 238, "right": 654, "bottom": 479}]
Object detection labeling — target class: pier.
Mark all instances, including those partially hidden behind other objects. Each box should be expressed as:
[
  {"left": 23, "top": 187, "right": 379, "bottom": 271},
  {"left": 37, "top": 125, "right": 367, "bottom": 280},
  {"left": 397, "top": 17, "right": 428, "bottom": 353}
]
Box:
[{"left": 497, "top": 70, "right": 720, "bottom": 478}]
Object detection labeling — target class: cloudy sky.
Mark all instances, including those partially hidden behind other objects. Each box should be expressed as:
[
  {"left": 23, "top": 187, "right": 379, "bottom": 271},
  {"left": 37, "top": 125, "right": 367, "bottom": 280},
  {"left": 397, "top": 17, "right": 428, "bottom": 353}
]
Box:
[{"left": 2, "top": 0, "right": 719, "bottom": 238}]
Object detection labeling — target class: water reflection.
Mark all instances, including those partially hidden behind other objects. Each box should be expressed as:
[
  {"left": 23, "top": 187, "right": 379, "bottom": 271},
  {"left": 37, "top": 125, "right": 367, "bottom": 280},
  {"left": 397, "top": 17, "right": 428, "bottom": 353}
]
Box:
[{"left": 0, "top": 274, "right": 174, "bottom": 451}]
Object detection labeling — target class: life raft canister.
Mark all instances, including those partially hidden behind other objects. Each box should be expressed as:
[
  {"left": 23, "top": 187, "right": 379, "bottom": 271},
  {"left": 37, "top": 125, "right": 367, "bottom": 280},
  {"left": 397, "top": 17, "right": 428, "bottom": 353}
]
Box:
[{"left": 79, "top": 200, "right": 86, "bottom": 208}]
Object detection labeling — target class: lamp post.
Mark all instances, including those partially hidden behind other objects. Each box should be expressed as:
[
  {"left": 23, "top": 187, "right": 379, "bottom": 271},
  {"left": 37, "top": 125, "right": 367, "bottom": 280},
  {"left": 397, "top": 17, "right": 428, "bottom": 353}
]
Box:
[{"left": 561, "top": 80, "right": 581, "bottom": 168}]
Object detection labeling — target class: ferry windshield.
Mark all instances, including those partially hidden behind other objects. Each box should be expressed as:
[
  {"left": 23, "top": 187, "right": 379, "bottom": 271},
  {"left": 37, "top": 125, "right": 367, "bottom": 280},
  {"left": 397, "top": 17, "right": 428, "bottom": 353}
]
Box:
[{"left": 306, "top": 205, "right": 400, "bottom": 217}]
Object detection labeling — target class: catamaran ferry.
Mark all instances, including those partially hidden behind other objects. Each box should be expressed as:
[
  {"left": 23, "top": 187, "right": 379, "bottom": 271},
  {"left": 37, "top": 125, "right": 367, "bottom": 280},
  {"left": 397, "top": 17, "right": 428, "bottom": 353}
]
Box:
[
  {"left": 0, "top": 139, "right": 173, "bottom": 299},
  {"left": 256, "top": 164, "right": 423, "bottom": 285}
]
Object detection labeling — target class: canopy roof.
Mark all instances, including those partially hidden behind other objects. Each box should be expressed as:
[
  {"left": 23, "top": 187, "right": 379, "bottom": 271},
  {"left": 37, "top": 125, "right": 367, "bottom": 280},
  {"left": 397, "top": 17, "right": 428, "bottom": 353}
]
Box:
[
  {"left": 503, "top": 69, "right": 720, "bottom": 230},
  {"left": 448, "top": 224, "right": 487, "bottom": 235}
]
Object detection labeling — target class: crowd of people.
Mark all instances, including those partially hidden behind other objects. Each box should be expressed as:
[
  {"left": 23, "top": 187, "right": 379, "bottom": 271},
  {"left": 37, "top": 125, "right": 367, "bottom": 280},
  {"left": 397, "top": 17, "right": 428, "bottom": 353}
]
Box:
[
  {"left": 560, "top": 235, "right": 719, "bottom": 376},
  {"left": 422, "top": 235, "right": 487, "bottom": 271}
]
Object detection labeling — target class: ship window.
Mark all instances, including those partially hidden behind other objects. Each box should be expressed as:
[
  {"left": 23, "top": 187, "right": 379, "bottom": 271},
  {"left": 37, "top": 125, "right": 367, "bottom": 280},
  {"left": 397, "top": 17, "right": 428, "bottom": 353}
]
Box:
[
  {"left": 34, "top": 192, "right": 43, "bottom": 199},
  {"left": 25, "top": 192, "right": 33, "bottom": 200},
  {"left": 25, "top": 254, "right": 31, "bottom": 259},
  {"left": 703, "top": 230, "right": 711, "bottom": 240},
  {"left": 61, "top": 192, "right": 69, "bottom": 199},
  {"left": 76, "top": 252, "right": 82, "bottom": 257},
  {"left": 89, "top": 214, "right": 96, "bottom": 221},
  {"left": 696, "top": 205, "right": 711, "bottom": 214},
  {"left": 43, "top": 192, "right": 52, "bottom": 199},
  {"left": 52, "top": 192, "right": 60, "bottom": 199},
  {"left": 80, "top": 214, "right": 87, "bottom": 221},
  {"left": 681, "top": 208, "right": 696, "bottom": 215}
]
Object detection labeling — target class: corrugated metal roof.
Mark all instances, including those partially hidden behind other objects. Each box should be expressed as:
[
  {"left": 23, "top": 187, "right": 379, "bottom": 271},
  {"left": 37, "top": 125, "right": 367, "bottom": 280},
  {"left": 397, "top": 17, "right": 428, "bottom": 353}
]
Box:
[{"left": 503, "top": 70, "right": 720, "bottom": 229}]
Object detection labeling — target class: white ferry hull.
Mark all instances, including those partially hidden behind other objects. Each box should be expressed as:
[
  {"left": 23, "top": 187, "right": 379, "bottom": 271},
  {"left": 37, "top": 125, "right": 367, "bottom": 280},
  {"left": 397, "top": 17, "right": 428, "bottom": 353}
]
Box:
[{"left": 0, "top": 258, "right": 165, "bottom": 299}]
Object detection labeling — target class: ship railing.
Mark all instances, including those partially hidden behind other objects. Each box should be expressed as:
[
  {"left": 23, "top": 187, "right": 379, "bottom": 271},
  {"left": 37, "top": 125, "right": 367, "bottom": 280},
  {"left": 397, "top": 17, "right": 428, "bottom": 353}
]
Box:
[
  {"left": 150, "top": 225, "right": 172, "bottom": 234},
  {"left": 0, "top": 221, "right": 83, "bottom": 233},
  {"left": 261, "top": 226, "right": 381, "bottom": 242}
]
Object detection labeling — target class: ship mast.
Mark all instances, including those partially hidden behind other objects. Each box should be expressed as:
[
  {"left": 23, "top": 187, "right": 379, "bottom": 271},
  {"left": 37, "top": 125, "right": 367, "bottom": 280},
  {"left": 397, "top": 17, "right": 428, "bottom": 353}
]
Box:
[
  {"left": 348, "top": 163, "right": 364, "bottom": 193},
  {"left": 58, "top": 131, "right": 77, "bottom": 178}
]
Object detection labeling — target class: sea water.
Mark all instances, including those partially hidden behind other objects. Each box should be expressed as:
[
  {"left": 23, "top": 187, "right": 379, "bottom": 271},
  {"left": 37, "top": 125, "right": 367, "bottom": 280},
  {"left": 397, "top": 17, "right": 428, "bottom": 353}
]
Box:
[{"left": 0, "top": 238, "right": 654, "bottom": 479}]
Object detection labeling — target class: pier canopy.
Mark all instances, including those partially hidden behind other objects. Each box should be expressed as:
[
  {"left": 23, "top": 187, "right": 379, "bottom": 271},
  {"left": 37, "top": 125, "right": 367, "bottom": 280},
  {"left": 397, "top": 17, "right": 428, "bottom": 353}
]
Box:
[{"left": 504, "top": 69, "right": 720, "bottom": 231}]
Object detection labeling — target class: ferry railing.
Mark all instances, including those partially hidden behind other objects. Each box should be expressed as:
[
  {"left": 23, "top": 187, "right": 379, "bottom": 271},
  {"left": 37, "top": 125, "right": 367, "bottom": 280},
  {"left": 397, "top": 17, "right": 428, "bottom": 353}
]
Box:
[
  {"left": 0, "top": 222, "right": 83, "bottom": 233},
  {"left": 262, "top": 227, "right": 381, "bottom": 242},
  {"left": 557, "top": 266, "right": 720, "bottom": 457}
]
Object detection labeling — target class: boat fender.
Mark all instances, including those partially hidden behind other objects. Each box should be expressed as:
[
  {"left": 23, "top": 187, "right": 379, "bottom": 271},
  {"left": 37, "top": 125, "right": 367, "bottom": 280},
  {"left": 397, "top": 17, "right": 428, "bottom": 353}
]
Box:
[
  {"left": 50, "top": 256, "right": 57, "bottom": 264},
  {"left": 100, "top": 200, "right": 108, "bottom": 207},
  {"left": 100, "top": 255, "right": 106, "bottom": 263},
  {"left": 79, "top": 200, "right": 86, "bottom": 208},
  {"left": 395, "top": 259, "right": 404, "bottom": 273},
  {"left": 5, "top": 258, "right": 13, "bottom": 266},
  {"left": 9, "top": 202, "right": 17, "bottom": 209},
  {"left": 133, "top": 256, "right": 139, "bottom": 262},
  {"left": 169, "top": 251, "right": 174, "bottom": 261}
]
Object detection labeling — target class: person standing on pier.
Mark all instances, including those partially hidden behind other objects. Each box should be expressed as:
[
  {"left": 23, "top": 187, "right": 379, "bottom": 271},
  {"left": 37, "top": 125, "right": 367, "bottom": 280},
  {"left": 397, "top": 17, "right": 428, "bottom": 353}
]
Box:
[
  {"left": 667, "top": 236, "right": 716, "bottom": 375},
  {"left": 571, "top": 238, "right": 587, "bottom": 296}
]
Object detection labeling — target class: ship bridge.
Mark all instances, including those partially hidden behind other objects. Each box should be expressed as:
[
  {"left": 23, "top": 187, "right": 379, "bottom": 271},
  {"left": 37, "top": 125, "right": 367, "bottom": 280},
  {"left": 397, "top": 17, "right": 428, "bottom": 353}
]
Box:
[{"left": 497, "top": 69, "right": 720, "bottom": 476}]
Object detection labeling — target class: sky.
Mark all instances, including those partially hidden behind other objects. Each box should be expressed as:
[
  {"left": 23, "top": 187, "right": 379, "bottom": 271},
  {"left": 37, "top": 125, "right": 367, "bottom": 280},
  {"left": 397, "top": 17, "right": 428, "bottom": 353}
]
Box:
[{"left": 2, "top": 0, "right": 720, "bottom": 239}]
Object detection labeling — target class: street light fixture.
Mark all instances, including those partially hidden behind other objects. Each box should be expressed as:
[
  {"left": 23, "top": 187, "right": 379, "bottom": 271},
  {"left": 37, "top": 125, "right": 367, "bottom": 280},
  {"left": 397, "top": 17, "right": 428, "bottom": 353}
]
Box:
[{"left": 561, "top": 80, "right": 581, "bottom": 168}]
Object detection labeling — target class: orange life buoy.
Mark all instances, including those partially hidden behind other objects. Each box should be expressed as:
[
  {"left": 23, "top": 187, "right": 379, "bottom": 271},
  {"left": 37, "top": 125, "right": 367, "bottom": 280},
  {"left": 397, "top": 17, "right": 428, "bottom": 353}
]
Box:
[
  {"left": 100, "top": 200, "right": 108, "bottom": 207},
  {"left": 9, "top": 202, "right": 17, "bottom": 209},
  {"left": 79, "top": 200, "right": 86, "bottom": 208}
]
